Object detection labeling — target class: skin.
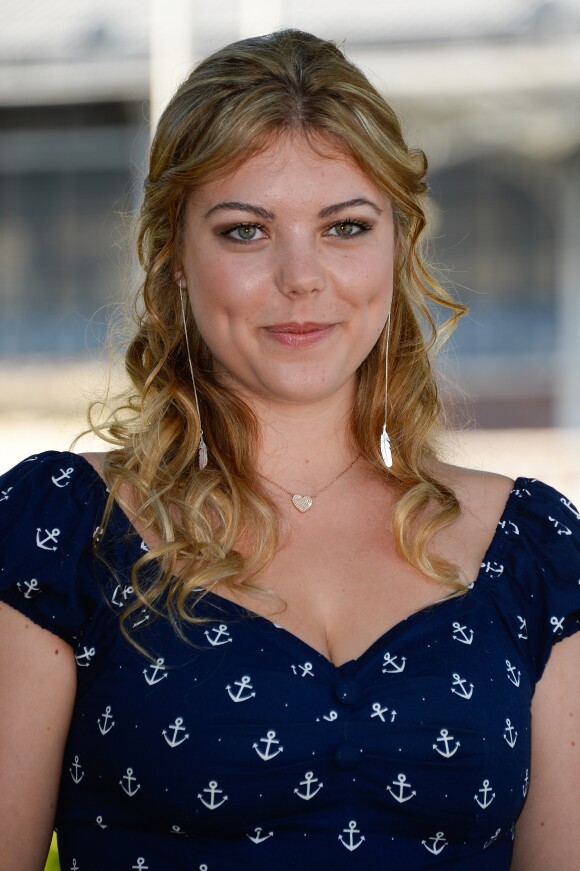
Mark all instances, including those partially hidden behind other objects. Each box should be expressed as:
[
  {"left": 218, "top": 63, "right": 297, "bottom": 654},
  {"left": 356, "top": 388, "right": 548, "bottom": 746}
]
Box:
[
  {"left": 179, "top": 132, "right": 394, "bottom": 414},
  {"left": 0, "top": 132, "right": 577, "bottom": 869}
]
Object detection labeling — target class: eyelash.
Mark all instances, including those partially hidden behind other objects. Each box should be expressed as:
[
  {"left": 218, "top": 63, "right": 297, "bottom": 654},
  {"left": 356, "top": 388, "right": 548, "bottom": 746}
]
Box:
[
  {"left": 326, "top": 219, "right": 373, "bottom": 238},
  {"left": 219, "top": 218, "right": 373, "bottom": 244}
]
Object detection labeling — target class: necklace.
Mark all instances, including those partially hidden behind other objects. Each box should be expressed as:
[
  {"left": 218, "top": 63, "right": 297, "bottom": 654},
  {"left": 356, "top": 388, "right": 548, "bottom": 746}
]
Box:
[{"left": 259, "top": 455, "right": 360, "bottom": 513}]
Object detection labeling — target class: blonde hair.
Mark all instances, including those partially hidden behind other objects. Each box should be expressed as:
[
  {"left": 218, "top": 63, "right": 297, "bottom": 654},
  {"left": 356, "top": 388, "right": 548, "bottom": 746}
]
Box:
[{"left": 92, "top": 29, "right": 467, "bottom": 642}]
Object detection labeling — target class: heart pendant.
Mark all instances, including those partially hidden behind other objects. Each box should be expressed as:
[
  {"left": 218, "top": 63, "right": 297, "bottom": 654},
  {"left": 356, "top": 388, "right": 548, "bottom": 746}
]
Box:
[{"left": 292, "top": 494, "right": 313, "bottom": 513}]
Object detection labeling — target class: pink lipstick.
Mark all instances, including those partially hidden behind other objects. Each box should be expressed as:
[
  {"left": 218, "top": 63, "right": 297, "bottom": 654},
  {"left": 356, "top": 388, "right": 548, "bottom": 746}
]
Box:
[{"left": 264, "top": 322, "right": 336, "bottom": 347}]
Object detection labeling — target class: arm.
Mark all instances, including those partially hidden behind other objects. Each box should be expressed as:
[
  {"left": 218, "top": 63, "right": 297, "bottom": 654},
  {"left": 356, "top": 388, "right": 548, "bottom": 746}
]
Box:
[
  {"left": 511, "top": 632, "right": 580, "bottom": 870},
  {"left": 0, "top": 602, "right": 76, "bottom": 871}
]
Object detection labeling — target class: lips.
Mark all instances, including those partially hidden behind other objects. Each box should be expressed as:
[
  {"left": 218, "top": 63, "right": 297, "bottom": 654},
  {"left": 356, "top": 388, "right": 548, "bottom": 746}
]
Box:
[{"left": 264, "top": 322, "right": 336, "bottom": 347}]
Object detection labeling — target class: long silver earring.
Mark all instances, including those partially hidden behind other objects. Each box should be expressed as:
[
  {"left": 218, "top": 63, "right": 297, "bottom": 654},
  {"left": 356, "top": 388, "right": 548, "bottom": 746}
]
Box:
[
  {"left": 179, "top": 283, "right": 208, "bottom": 470},
  {"left": 380, "top": 315, "right": 393, "bottom": 468}
]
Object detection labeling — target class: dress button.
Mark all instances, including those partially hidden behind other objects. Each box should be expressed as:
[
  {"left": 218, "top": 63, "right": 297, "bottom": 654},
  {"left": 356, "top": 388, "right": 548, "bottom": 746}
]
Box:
[
  {"left": 334, "top": 677, "right": 362, "bottom": 705},
  {"left": 334, "top": 742, "right": 363, "bottom": 770}
]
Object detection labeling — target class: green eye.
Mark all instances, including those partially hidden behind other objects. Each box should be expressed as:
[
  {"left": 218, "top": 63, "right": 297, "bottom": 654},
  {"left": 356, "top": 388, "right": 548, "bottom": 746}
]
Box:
[
  {"left": 334, "top": 222, "right": 355, "bottom": 236},
  {"left": 236, "top": 225, "right": 258, "bottom": 240},
  {"left": 327, "top": 220, "right": 371, "bottom": 238}
]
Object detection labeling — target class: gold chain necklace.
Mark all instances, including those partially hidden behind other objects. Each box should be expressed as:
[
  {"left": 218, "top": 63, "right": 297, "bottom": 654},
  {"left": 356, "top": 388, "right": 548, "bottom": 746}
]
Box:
[{"left": 259, "top": 455, "right": 360, "bottom": 513}]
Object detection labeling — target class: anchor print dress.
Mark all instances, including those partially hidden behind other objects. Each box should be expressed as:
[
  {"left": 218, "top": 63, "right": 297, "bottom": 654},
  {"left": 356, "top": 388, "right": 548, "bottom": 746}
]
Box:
[{"left": 1, "top": 452, "right": 580, "bottom": 870}]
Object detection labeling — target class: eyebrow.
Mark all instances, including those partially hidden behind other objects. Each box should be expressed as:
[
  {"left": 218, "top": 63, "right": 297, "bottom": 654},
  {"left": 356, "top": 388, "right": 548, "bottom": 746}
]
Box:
[
  {"left": 203, "top": 197, "right": 383, "bottom": 221},
  {"left": 203, "top": 201, "right": 275, "bottom": 220},
  {"left": 318, "top": 198, "right": 383, "bottom": 218}
]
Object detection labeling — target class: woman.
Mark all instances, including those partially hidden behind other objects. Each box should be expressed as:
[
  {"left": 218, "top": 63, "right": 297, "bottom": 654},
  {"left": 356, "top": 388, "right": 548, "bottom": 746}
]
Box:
[{"left": 0, "top": 29, "right": 578, "bottom": 871}]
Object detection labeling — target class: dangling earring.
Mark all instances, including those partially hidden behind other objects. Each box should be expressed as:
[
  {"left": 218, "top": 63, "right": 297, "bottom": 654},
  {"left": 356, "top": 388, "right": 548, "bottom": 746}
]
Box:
[
  {"left": 380, "top": 315, "right": 393, "bottom": 468},
  {"left": 178, "top": 282, "right": 208, "bottom": 470}
]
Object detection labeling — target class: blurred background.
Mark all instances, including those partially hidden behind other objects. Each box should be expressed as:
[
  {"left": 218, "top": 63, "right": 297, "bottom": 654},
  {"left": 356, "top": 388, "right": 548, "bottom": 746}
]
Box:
[{"left": 1, "top": 0, "right": 579, "bottom": 502}]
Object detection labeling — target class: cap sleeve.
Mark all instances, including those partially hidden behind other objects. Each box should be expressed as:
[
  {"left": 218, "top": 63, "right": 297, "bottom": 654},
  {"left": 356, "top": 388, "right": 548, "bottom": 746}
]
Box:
[
  {"left": 494, "top": 478, "right": 580, "bottom": 683},
  {"left": 0, "top": 451, "right": 108, "bottom": 646}
]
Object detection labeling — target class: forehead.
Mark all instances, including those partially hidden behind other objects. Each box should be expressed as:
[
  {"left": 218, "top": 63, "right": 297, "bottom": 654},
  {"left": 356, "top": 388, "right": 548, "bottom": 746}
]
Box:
[{"left": 191, "top": 132, "right": 386, "bottom": 211}]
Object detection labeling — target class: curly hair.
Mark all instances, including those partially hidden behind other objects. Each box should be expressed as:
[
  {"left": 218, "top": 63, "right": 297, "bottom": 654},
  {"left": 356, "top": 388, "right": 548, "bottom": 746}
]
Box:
[{"left": 89, "top": 29, "right": 467, "bottom": 645}]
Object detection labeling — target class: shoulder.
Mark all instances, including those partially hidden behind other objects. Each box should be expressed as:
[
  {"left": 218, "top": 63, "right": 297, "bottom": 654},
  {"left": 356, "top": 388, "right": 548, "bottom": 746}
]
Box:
[
  {"left": 425, "top": 463, "right": 514, "bottom": 582},
  {"left": 0, "top": 451, "right": 111, "bottom": 646},
  {"left": 434, "top": 462, "right": 515, "bottom": 526},
  {"left": 0, "top": 450, "right": 105, "bottom": 498}
]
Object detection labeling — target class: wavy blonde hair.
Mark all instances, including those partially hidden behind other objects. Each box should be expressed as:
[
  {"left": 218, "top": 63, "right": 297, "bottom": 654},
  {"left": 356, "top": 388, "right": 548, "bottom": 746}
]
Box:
[{"left": 92, "top": 29, "right": 467, "bottom": 642}]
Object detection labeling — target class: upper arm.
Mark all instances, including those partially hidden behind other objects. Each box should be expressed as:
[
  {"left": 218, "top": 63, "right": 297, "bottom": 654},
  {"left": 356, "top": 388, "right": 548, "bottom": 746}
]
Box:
[
  {"left": 511, "top": 632, "right": 580, "bottom": 870},
  {"left": 0, "top": 602, "right": 76, "bottom": 871}
]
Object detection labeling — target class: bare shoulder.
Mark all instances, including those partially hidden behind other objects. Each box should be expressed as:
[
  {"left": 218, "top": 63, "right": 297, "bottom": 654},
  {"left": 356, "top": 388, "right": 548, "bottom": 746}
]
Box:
[
  {"left": 427, "top": 462, "right": 515, "bottom": 583},
  {"left": 435, "top": 462, "right": 515, "bottom": 526}
]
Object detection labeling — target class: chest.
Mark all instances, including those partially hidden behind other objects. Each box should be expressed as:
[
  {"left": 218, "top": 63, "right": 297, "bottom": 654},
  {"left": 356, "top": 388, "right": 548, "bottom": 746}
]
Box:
[
  {"left": 223, "top": 497, "right": 478, "bottom": 667},
  {"left": 63, "top": 586, "right": 532, "bottom": 848}
]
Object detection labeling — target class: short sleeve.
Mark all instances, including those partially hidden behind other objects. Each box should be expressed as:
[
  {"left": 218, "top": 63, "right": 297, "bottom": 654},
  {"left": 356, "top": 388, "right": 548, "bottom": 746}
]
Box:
[
  {"left": 0, "top": 451, "right": 108, "bottom": 645},
  {"left": 493, "top": 478, "right": 580, "bottom": 682}
]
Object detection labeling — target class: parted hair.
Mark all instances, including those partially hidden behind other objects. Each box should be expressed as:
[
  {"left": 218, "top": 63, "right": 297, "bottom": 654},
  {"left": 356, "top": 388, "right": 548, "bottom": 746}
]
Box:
[{"left": 92, "top": 29, "right": 467, "bottom": 642}]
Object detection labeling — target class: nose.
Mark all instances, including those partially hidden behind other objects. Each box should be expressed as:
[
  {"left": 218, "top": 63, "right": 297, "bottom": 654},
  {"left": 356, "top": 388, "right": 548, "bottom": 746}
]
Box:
[{"left": 273, "top": 236, "right": 326, "bottom": 297}]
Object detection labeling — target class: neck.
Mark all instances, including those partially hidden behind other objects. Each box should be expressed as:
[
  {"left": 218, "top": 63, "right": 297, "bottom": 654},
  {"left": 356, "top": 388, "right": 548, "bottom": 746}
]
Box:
[{"left": 248, "top": 385, "right": 359, "bottom": 493}]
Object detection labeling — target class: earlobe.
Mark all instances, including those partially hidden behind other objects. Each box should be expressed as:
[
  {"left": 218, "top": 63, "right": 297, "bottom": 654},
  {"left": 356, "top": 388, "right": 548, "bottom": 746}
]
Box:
[{"left": 175, "top": 269, "right": 186, "bottom": 290}]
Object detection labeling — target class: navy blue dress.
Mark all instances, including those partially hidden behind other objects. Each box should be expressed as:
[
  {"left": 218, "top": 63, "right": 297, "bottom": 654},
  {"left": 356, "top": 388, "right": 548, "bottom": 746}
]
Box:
[{"left": 1, "top": 451, "right": 579, "bottom": 870}]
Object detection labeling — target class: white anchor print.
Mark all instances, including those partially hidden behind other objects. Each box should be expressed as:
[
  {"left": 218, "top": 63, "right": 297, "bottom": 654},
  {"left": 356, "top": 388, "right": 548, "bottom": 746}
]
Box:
[
  {"left": 96, "top": 815, "right": 107, "bottom": 829},
  {"left": 70, "top": 861, "right": 79, "bottom": 870},
  {"left": 474, "top": 779, "right": 495, "bottom": 809},
  {"left": 371, "top": 702, "right": 389, "bottom": 722},
  {"left": 451, "top": 672, "right": 474, "bottom": 699},
  {"left": 433, "top": 728, "right": 460, "bottom": 758},
  {"left": 131, "top": 608, "right": 150, "bottom": 629},
  {"left": 338, "top": 820, "right": 365, "bottom": 852},
  {"left": 143, "top": 657, "right": 168, "bottom": 686},
  {"left": 204, "top": 623, "right": 232, "bottom": 646},
  {"left": 290, "top": 661, "right": 314, "bottom": 677},
  {"left": 120, "top": 768, "right": 141, "bottom": 797},
  {"left": 522, "top": 768, "right": 529, "bottom": 797},
  {"left": 322, "top": 710, "right": 338, "bottom": 722},
  {"left": 481, "top": 560, "right": 504, "bottom": 577},
  {"left": 560, "top": 497, "right": 580, "bottom": 520},
  {"left": 498, "top": 519, "right": 519, "bottom": 536},
  {"left": 171, "top": 825, "right": 186, "bottom": 836},
  {"left": 98, "top": 706, "right": 115, "bottom": 735},
  {"left": 75, "top": 646, "right": 96, "bottom": 667},
  {"left": 132, "top": 860, "right": 148, "bottom": 870},
  {"left": 16, "top": 578, "right": 41, "bottom": 599},
  {"left": 36, "top": 527, "right": 60, "bottom": 551},
  {"left": 246, "top": 827, "right": 274, "bottom": 844},
  {"left": 0, "top": 487, "right": 13, "bottom": 501},
  {"left": 422, "top": 832, "right": 448, "bottom": 855},
  {"left": 506, "top": 659, "right": 521, "bottom": 687},
  {"left": 294, "top": 771, "right": 324, "bottom": 800},
  {"left": 516, "top": 615, "right": 528, "bottom": 640},
  {"left": 253, "top": 729, "right": 283, "bottom": 760},
  {"left": 382, "top": 651, "right": 406, "bottom": 673},
  {"left": 140, "top": 539, "right": 149, "bottom": 552},
  {"left": 111, "top": 583, "right": 134, "bottom": 608},
  {"left": 51, "top": 467, "right": 74, "bottom": 488},
  {"left": 503, "top": 718, "right": 517, "bottom": 748},
  {"left": 548, "top": 516, "right": 572, "bottom": 536},
  {"left": 387, "top": 773, "right": 416, "bottom": 803},
  {"left": 163, "top": 717, "right": 190, "bottom": 748},
  {"left": 226, "top": 675, "right": 256, "bottom": 702},
  {"left": 198, "top": 780, "right": 228, "bottom": 809},
  {"left": 512, "top": 487, "right": 531, "bottom": 498},
  {"left": 452, "top": 621, "right": 474, "bottom": 645},
  {"left": 550, "top": 615, "right": 565, "bottom": 634},
  {"left": 70, "top": 755, "right": 85, "bottom": 784},
  {"left": 484, "top": 828, "right": 502, "bottom": 849}
]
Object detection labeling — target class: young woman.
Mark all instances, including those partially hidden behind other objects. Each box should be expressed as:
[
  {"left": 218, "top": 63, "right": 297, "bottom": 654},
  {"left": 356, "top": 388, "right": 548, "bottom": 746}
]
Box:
[{"left": 0, "top": 29, "right": 578, "bottom": 871}]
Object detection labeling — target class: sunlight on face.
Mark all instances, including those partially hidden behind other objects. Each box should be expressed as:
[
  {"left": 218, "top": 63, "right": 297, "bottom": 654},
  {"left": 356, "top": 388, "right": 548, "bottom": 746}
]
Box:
[{"left": 180, "top": 133, "right": 395, "bottom": 411}]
